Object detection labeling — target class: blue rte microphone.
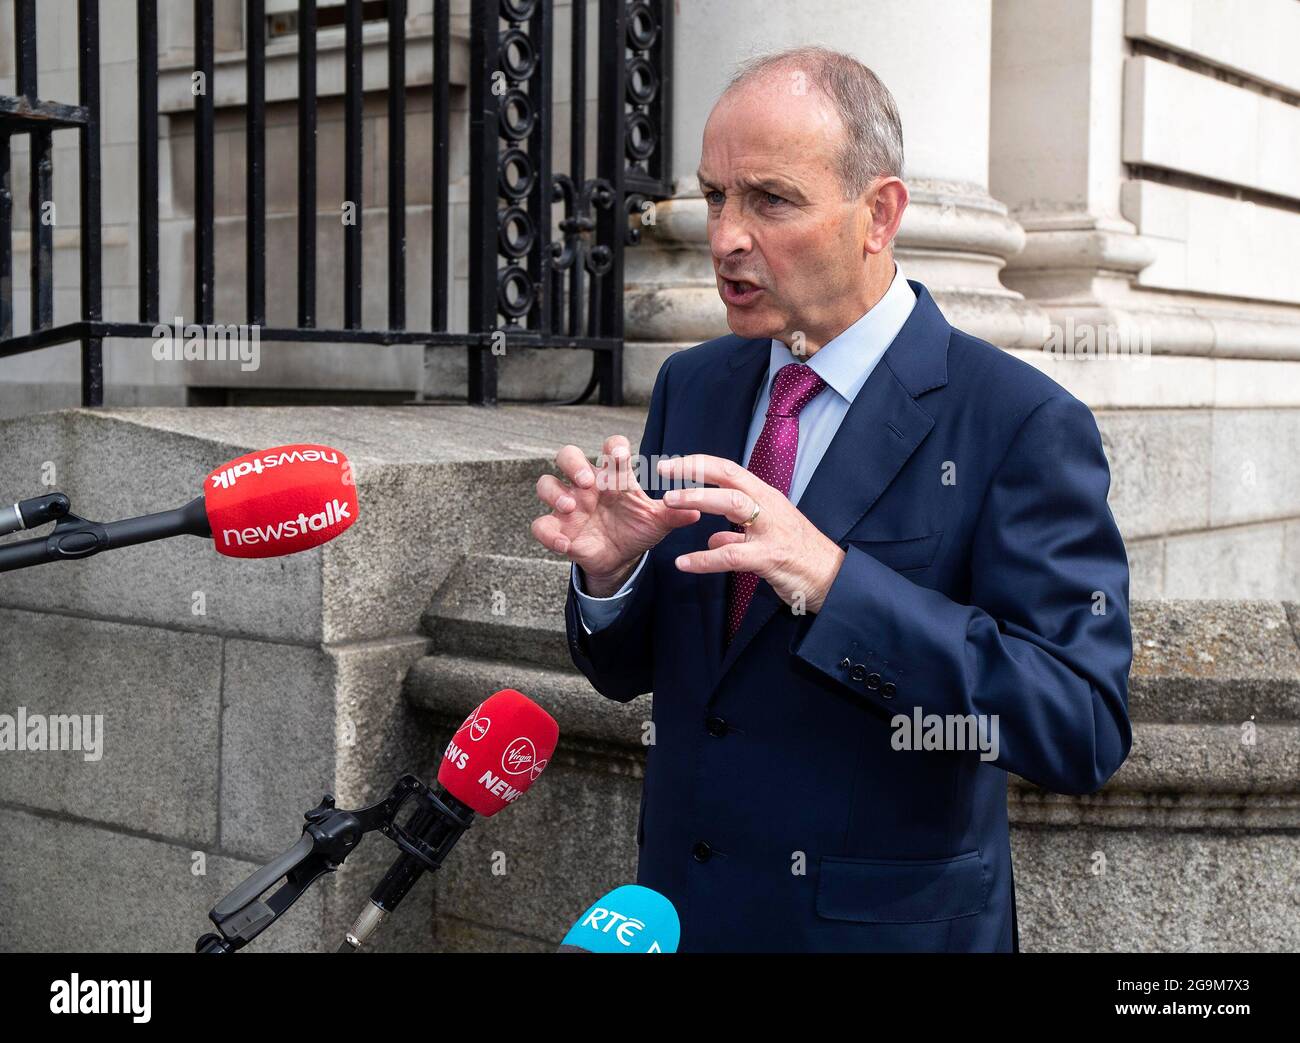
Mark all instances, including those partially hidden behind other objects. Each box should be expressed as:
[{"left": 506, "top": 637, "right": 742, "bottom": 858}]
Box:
[{"left": 558, "top": 885, "right": 680, "bottom": 953}]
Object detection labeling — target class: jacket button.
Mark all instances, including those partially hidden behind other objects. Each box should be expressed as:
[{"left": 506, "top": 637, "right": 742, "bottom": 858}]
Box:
[
  {"left": 692, "top": 841, "right": 713, "bottom": 863},
  {"left": 838, "top": 657, "right": 851, "bottom": 670},
  {"left": 865, "top": 672, "right": 881, "bottom": 690},
  {"left": 849, "top": 664, "right": 867, "bottom": 682},
  {"left": 881, "top": 681, "right": 896, "bottom": 698},
  {"left": 705, "top": 716, "right": 728, "bottom": 737}
]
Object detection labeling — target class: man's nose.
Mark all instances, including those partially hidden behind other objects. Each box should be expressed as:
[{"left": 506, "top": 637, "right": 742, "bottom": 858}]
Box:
[{"left": 709, "top": 198, "right": 753, "bottom": 259}]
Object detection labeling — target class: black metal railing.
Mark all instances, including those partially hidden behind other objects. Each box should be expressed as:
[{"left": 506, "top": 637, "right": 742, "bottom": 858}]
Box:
[{"left": 0, "top": 0, "right": 672, "bottom": 407}]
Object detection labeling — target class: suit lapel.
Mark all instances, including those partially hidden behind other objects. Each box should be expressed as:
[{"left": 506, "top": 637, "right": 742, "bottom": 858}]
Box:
[{"left": 705, "top": 282, "right": 952, "bottom": 698}]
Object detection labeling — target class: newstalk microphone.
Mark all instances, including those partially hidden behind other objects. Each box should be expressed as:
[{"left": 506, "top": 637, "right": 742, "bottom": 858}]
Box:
[
  {"left": 339, "top": 689, "right": 560, "bottom": 952},
  {"left": 0, "top": 443, "right": 358, "bottom": 572}
]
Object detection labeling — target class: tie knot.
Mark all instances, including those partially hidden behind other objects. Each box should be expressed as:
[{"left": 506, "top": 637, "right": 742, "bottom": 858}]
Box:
[{"left": 767, "top": 362, "right": 826, "bottom": 418}]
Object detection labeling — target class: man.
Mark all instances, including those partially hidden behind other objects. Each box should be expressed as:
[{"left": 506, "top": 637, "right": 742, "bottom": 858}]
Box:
[{"left": 530, "top": 46, "right": 1132, "bottom": 952}]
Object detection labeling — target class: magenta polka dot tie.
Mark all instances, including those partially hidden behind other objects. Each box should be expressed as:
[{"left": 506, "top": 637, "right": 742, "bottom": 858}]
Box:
[{"left": 725, "top": 362, "right": 827, "bottom": 643}]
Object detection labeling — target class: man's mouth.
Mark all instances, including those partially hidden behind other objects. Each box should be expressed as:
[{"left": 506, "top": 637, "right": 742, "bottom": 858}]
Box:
[{"left": 722, "top": 278, "right": 764, "bottom": 305}]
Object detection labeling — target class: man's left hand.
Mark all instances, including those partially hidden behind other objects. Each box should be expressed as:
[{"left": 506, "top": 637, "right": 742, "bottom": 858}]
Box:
[{"left": 658, "top": 453, "right": 846, "bottom": 614}]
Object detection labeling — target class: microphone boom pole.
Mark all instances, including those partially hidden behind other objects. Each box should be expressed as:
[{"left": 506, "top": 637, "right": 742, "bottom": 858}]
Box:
[{"left": 0, "top": 496, "right": 210, "bottom": 574}]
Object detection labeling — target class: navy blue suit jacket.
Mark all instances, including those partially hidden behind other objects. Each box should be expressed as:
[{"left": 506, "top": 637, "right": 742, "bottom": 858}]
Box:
[{"left": 565, "top": 281, "right": 1133, "bottom": 952}]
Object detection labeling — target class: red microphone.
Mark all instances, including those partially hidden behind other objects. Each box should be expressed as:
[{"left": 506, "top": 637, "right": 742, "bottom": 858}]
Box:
[
  {"left": 438, "top": 688, "right": 559, "bottom": 816},
  {"left": 204, "top": 444, "right": 358, "bottom": 558},
  {"left": 340, "top": 690, "right": 559, "bottom": 951},
  {"left": 0, "top": 443, "right": 358, "bottom": 573}
]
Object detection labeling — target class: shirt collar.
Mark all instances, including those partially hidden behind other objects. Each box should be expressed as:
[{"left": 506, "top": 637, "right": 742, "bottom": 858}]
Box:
[{"left": 765, "top": 262, "right": 917, "bottom": 405}]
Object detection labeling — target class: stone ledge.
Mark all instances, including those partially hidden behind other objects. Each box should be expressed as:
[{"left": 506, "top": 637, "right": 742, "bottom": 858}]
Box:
[
  {"left": 422, "top": 553, "right": 574, "bottom": 672},
  {"left": 1129, "top": 600, "right": 1300, "bottom": 720},
  {"left": 406, "top": 654, "right": 1299, "bottom": 798},
  {"left": 1010, "top": 789, "right": 1300, "bottom": 830},
  {"left": 418, "top": 556, "right": 1300, "bottom": 730},
  {"left": 403, "top": 653, "right": 650, "bottom": 758},
  {"left": 1103, "top": 723, "right": 1300, "bottom": 795}
]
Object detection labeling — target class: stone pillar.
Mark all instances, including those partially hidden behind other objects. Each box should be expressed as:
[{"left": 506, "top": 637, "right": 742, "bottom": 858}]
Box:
[{"left": 990, "top": 0, "right": 1300, "bottom": 599}]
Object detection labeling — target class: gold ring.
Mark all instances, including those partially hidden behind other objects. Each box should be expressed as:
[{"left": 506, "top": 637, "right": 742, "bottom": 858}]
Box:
[{"left": 739, "top": 502, "right": 762, "bottom": 528}]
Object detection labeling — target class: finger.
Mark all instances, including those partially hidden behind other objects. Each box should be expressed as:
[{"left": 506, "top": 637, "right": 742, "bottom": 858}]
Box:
[
  {"left": 603, "top": 433, "right": 632, "bottom": 463},
  {"left": 536, "top": 473, "right": 578, "bottom": 513},
  {"left": 554, "top": 444, "right": 596, "bottom": 488},
  {"left": 661, "top": 485, "right": 759, "bottom": 526},
  {"left": 598, "top": 434, "right": 635, "bottom": 493},
  {"left": 658, "top": 504, "right": 702, "bottom": 530},
  {"left": 656, "top": 453, "right": 768, "bottom": 498},
  {"left": 673, "top": 541, "right": 756, "bottom": 574},
  {"left": 707, "top": 530, "right": 747, "bottom": 550},
  {"left": 530, "top": 514, "right": 571, "bottom": 556}
]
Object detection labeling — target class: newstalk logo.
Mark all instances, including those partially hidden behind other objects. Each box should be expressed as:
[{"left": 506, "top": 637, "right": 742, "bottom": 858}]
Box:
[
  {"left": 219, "top": 498, "right": 351, "bottom": 549},
  {"left": 209, "top": 448, "right": 341, "bottom": 491}
]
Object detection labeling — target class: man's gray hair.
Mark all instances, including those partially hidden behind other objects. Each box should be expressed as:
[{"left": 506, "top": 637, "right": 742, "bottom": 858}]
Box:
[{"left": 723, "top": 46, "right": 904, "bottom": 200}]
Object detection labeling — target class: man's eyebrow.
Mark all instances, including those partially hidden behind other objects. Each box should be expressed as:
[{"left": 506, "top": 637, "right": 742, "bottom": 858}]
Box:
[{"left": 697, "top": 172, "right": 804, "bottom": 198}]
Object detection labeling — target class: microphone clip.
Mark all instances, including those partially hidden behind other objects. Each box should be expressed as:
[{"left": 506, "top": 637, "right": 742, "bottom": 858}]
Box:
[
  {"left": 383, "top": 775, "right": 474, "bottom": 872},
  {"left": 196, "top": 774, "right": 469, "bottom": 953},
  {"left": 0, "top": 493, "right": 106, "bottom": 572}
]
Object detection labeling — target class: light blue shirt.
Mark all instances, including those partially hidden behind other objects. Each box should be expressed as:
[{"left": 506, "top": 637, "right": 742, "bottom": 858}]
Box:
[{"left": 572, "top": 264, "right": 917, "bottom": 633}]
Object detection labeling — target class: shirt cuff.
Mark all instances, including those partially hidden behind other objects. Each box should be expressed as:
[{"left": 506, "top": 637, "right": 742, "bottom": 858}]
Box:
[{"left": 571, "top": 552, "right": 650, "bottom": 634}]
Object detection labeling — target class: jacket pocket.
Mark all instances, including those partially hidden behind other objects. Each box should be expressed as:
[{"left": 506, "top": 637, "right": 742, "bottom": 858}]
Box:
[
  {"left": 816, "top": 850, "right": 987, "bottom": 924},
  {"left": 843, "top": 530, "right": 942, "bottom": 572}
]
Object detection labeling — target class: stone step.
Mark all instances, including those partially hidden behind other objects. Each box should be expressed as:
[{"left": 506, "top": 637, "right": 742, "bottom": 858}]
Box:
[
  {"left": 422, "top": 553, "right": 574, "bottom": 672},
  {"left": 406, "top": 650, "right": 1300, "bottom": 814},
  {"left": 410, "top": 557, "right": 1300, "bottom": 832},
  {"left": 422, "top": 550, "right": 1300, "bottom": 724},
  {"left": 403, "top": 652, "right": 649, "bottom": 754},
  {"left": 1128, "top": 600, "right": 1300, "bottom": 721}
]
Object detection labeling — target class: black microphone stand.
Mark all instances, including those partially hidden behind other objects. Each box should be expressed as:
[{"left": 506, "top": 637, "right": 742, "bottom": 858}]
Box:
[
  {"left": 0, "top": 493, "right": 211, "bottom": 573},
  {"left": 196, "top": 774, "right": 474, "bottom": 953}
]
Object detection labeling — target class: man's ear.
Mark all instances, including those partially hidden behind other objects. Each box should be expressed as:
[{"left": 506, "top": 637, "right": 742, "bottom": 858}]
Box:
[{"left": 864, "top": 177, "right": 908, "bottom": 256}]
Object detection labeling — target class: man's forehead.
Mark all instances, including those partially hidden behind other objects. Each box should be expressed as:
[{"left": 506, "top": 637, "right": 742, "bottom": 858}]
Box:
[
  {"left": 699, "top": 87, "right": 839, "bottom": 185},
  {"left": 708, "top": 75, "right": 839, "bottom": 133}
]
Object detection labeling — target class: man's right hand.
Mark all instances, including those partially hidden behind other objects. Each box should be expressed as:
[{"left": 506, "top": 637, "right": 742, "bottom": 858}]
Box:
[{"left": 531, "top": 435, "right": 701, "bottom": 597}]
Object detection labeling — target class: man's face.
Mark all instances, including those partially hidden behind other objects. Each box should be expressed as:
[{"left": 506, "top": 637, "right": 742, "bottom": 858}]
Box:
[{"left": 698, "top": 77, "right": 871, "bottom": 348}]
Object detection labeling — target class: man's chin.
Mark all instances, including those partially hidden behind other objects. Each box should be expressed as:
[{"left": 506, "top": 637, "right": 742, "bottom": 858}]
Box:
[{"left": 724, "top": 306, "right": 778, "bottom": 341}]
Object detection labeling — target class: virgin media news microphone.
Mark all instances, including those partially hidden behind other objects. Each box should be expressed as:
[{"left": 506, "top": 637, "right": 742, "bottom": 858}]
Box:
[
  {"left": 558, "top": 885, "right": 680, "bottom": 953},
  {"left": 339, "top": 689, "right": 559, "bottom": 952},
  {"left": 0, "top": 444, "right": 357, "bottom": 572}
]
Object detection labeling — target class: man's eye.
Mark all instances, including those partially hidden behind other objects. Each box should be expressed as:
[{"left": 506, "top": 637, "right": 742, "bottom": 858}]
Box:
[{"left": 703, "top": 189, "right": 785, "bottom": 207}]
